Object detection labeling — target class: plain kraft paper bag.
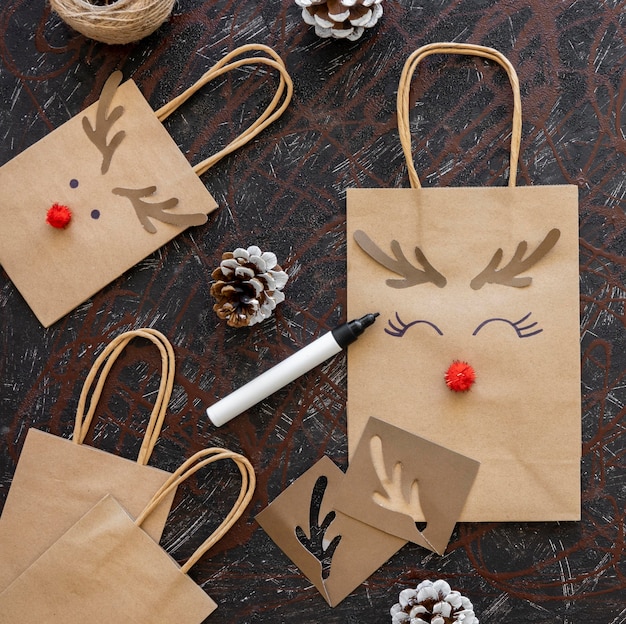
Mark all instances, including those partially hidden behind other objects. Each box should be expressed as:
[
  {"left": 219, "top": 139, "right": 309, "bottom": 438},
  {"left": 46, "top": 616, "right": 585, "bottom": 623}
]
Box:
[
  {"left": 0, "top": 447, "right": 256, "bottom": 623},
  {"left": 346, "top": 43, "right": 581, "bottom": 522},
  {"left": 0, "top": 328, "right": 179, "bottom": 591},
  {"left": 0, "top": 44, "right": 292, "bottom": 327}
]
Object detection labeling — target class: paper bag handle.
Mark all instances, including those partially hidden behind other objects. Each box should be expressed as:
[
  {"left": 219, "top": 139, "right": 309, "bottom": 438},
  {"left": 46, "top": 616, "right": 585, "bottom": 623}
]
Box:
[
  {"left": 397, "top": 42, "right": 522, "bottom": 189},
  {"left": 134, "top": 447, "right": 256, "bottom": 574},
  {"left": 155, "top": 43, "right": 293, "bottom": 177},
  {"left": 73, "top": 328, "right": 175, "bottom": 466}
]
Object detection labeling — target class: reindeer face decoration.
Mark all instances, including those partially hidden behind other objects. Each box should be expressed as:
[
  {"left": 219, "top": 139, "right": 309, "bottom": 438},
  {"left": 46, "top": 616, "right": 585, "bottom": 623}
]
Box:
[
  {"left": 346, "top": 185, "right": 581, "bottom": 522},
  {"left": 353, "top": 225, "right": 561, "bottom": 382},
  {"left": 0, "top": 72, "right": 217, "bottom": 327}
]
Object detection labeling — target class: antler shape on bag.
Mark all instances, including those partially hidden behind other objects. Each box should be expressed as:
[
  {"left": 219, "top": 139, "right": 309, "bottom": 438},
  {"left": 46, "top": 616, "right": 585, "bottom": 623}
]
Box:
[
  {"left": 82, "top": 71, "right": 126, "bottom": 175},
  {"left": 370, "top": 435, "right": 425, "bottom": 524},
  {"left": 470, "top": 228, "right": 561, "bottom": 290},
  {"left": 354, "top": 230, "right": 447, "bottom": 289},
  {"left": 112, "top": 185, "right": 208, "bottom": 233}
]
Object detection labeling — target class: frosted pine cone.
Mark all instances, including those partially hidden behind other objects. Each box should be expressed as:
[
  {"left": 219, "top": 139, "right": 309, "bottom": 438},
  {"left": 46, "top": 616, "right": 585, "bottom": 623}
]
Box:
[
  {"left": 390, "top": 580, "right": 479, "bottom": 624},
  {"left": 210, "top": 246, "right": 288, "bottom": 328},
  {"left": 296, "top": 0, "right": 383, "bottom": 41}
]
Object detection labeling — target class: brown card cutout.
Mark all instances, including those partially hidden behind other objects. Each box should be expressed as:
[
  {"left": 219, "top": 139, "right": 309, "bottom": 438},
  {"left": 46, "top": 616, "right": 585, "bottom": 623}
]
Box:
[
  {"left": 0, "top": 73, "right": 216, "bottom": 327},
  {"left": 82, "top": 71, "right": 126, "bottom": 175},
  {"left": 353, "top": 227, "right": 561, "bottom": 290},
  {"left": 256, "top": 457, "right": 406, "bottom": 607},
  {"left": 333, "top": 418, "right": 480, "bottom": 555}
]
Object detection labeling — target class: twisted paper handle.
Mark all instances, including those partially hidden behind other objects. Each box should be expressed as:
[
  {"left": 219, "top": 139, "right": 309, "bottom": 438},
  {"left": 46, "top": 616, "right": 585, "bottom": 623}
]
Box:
[
  {"left": 155, "top": 43, "right": 293, "bottom": 177},
  {"left": 134, "top": 447, "right": 256, "bottom": 574},
  {"left": 397, "top": 42, "right": 522, "bottom": 189},
  {"left": 73, "top": 328, "right": 175, "bottom": 466}
]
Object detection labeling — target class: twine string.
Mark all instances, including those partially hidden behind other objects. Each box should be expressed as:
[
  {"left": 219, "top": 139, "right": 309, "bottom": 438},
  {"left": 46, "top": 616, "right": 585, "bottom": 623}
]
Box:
[{"left": 49, "top": 0, "right": 176, "bottom": 45}]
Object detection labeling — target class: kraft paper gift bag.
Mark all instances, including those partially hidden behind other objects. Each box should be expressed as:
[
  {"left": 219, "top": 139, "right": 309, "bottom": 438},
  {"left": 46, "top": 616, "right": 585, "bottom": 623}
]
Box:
[
  {"left": 346, "top": 43, "right": 581, "bottom": 522},
  {"left": 0, "top": 44, "right": 292, "bottom": 327},
  {"left": 0, "top": 328, "right": 180, "bottom": 591},
  {"left": 0, "top": 447, "right": 256, "bottom": 623}
]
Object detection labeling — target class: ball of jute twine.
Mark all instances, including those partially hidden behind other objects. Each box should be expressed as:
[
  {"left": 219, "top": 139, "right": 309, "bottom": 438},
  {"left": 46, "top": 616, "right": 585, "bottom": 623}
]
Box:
[{"left": 49, "top": 0, "right": 176, "bottom": 45}]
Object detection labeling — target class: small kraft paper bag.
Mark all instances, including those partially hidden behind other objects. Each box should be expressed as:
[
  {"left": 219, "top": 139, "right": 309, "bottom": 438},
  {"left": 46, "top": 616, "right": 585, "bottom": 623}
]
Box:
[
  {"left": 0, "top": 447, "right": 256, "bottom": 623},
  {"left": 346, "top": 43, "right": 581, "bottom": 522},
  {"left": 0, "top": 328, "right": 180, "bottom": 591},
  {"left": 0, "top": 44, "right": 292, "bottom": 327}
]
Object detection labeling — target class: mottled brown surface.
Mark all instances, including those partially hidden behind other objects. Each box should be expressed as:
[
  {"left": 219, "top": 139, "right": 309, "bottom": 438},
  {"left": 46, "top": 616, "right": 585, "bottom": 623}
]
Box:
[{"left": 0, "top": 1, "right": 624, "bottom": 622}]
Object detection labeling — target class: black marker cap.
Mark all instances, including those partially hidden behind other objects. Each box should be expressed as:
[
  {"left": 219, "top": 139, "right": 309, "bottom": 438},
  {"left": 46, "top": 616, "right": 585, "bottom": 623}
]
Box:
[{"left": 331, "top": 313, "right": 379, "bottom": 348}]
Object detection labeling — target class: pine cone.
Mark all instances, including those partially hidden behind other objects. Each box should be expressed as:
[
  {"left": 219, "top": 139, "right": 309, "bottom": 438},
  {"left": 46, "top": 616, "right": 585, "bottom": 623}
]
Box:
[
  {"left": 390, "top": 580, "right": 479, "bottom": 624},
  {"left": 296, "top": 0, "right": 383, "bottom": 41},
  {"left": 210, "top": 246, "right": 288, "bottom": 328}
]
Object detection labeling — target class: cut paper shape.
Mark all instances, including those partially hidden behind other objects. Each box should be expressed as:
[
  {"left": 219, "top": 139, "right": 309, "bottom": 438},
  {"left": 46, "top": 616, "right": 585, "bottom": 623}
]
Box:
[
  {"left": 0, "top": 44, "right": 292, "bottom": 327},
  {"left": 332, "top": 417, "right": 480, "bottom": 555},
  {"left": 369, "top": 435, "right": 427, "bottom": 527},
  {"left": 256, "top": 457, "right": 406, "bottom": 607},
  {"left": 354, "top": 227, "right": 561, "bottom": 290},
  {"left": 470, "top": 228, "right": 561, "bottom": 289},
  {"left": 111, "top": 185, "right": 206, "bottom": 233},
  {"left": 353, "top": 229, "right": 447, "bottom": 288},
  {"left": 81, "top": 70, "right": 126, "bottom": 175},
  {"left": 294, "top": 476, "right": 342, "bottom": 579}
]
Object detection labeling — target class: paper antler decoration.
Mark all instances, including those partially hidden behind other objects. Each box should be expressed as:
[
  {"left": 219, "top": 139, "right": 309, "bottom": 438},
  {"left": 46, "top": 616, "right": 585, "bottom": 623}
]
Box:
[
  {"left": 0, "top": 44, "right": 292, "bottom": 327},
  {"left": 353, "top": 228, "right": 561, "bottom": 290}
]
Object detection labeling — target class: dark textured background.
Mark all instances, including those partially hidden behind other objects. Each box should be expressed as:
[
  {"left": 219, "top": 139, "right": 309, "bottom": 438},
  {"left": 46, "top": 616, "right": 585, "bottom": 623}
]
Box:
[{"left": 0, "top": 0, "right": 624, "bottom": 622}]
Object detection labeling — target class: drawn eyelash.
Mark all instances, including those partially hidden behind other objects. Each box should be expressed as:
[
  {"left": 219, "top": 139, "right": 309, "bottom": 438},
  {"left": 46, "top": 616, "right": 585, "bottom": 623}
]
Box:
[
  {"left": 472, "top": 312, "right": 543, "bottom": 338},
  {"left": 385, "top": 312, "right": 444, "bottom": 338}
]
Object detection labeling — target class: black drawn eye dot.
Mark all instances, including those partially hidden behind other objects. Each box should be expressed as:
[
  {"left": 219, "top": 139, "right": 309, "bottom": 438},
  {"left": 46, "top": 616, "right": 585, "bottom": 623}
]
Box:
[
  {"left": 69, "top": 179, "right": 79, "bottom": 189},
  {"left": 91, "top": 209, "right": 101, "bottom": 220}
]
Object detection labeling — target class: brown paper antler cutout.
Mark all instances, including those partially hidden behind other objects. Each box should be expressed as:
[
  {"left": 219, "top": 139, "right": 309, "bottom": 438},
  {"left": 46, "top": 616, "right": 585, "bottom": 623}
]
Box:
[
  {"left": 82, "top": 71, "right": 126, "bottom": 175},
  {"left": 353, "top": 229, "right": 447, "bottom": 288},
  {"left": 470, "top": 228, "right": 561, "bottom": 289},
  {"left": 355, "top": 228, "right": 560, "bottom": 290},
  {"left": 112, "top": 186, "right": 207, "bottom": 233}
]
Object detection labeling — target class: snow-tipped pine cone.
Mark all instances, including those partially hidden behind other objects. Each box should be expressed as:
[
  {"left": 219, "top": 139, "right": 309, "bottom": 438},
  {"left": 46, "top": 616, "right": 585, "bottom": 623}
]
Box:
[
  {"left": 390, "top": 580, "right": 479, "bottom": 624},
  {"left": 296, "top": 0, "right": 383, "bottom": 41},
  {"left": 210, "top": 246, "right": 288, "bottom": 328}
]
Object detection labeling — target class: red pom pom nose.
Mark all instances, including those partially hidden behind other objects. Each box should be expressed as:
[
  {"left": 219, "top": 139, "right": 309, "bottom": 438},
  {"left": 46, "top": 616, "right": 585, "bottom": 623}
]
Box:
[
  {"left": 445, "top": 360, "right": 476, "bottom": 392},
  {"left": 46, "top": 203, "right": 72, "bottom": 228}
]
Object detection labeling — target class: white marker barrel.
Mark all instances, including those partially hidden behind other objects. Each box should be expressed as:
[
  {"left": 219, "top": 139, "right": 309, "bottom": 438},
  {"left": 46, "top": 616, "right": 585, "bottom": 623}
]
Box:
[{"left": 206, "top": 313, "right": 378, "bottom": 427}]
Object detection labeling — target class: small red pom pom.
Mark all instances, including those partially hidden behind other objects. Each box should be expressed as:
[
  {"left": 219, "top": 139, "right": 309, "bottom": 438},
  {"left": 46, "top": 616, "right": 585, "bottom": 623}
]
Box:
[
  {"left": 46, "top": 203, "right": 72, "bottom": 228},
  {"left": 445, "top": 360, "right": 476, "bottom": 392}
]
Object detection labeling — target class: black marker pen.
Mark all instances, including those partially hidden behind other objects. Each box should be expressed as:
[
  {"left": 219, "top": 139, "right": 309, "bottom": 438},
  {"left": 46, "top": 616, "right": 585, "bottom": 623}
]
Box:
[{"left": 206, "top": 313, "right": 379, "bottom": 427}]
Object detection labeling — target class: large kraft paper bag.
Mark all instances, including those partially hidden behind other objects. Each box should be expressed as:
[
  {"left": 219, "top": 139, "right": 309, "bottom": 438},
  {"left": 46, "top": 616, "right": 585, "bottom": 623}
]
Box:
[
  {"left": 0, "top": 44, "right": 292, "bottom": 327},
  {"left": 0, "top": 448, "right": 255, "bottom": 623},
  {"left": 347, "top": 43, "right": 581, "bottom": 522},
  {"left": 0, "top": 328, "right": 179, "bottom": 591}
]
